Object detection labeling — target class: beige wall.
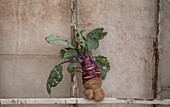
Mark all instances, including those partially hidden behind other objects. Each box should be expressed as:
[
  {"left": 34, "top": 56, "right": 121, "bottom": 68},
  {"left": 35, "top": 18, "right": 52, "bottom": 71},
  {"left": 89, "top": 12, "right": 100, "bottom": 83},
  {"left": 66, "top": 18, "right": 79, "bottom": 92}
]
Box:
[
  {"left": 78, "top": 0, "right": 156, "bottom": 107},
  {"left": 0, "top": 0, "right": 71, "bottom": 107},
  {"left": 0, "top": 0, "right": 158, "bottom": 107},
  {"left": 159, "top": 1, "right": 170, "bottom": 107}
]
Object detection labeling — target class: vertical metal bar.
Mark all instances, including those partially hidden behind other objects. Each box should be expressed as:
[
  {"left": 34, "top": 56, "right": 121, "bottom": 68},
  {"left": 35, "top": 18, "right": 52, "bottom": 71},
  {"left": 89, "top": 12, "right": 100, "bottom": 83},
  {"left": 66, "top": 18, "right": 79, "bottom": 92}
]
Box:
[
  {"left": 156, "top": 0, "right": 163, "bottom": 100},
  {"left": 153, "top": 0, "right": 163, "bottom": 107},
  {"left": 70, "top": 0, "right": 79, "bottom": 107},
  {"left": 157, "top": 0, "right": 163, "bottom": 100},
  {"left": 153, "top": 0, "right": 160, "bottom": 100}
]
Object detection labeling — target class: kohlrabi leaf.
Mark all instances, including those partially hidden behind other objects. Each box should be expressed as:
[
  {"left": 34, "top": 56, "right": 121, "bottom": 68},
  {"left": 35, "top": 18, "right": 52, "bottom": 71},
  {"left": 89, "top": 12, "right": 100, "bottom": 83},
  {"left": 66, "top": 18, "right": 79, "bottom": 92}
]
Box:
[
  {"left": 80, "top": 29, "right": 86, "bottom": 35},
  {"left": 100, "top": 69, "right": 107, "bottom": 80},
  {"left": 67, "top": 62, "right": 78, "bottom": 73},
  {"left": 95, "top": 55, "right": 110, "bottom": 68},
  {"left": 86, "top": 28, "right": 104, "bottom": 40},
  {"left": 86, "top": 28, "right": 107, "bottom": 51},
  {"left": 82, "top": 36, "right": 86, "bottom": 41},
  {"left": 86, "top": 38, "right": 99, "bottom": 51},
  {"left": 59, "top": 49, "right": 66, "bottom": 59},
  {"left": 79, "top": 29, "right": 86, "bottom": 40},
  {"left": 64, "top": 48, "right": 78, "bottom": 59},
  {"left": 65, "top": 48, "right": 70, "bottom": 50},
  {"left": 75, "top": 32, "right": 85, "bottom": 48},
  {"left": 45, "top": 35, "right": 75, "bottom": 48},
  {"left": 46, "top": 64, "right": 63, "bottom": 95},
  {"left": 95, "top": 55, "right": 110, "bottom": 80},
  {"left": 98, "top": 32, "right": 107, "bottom": 40}
]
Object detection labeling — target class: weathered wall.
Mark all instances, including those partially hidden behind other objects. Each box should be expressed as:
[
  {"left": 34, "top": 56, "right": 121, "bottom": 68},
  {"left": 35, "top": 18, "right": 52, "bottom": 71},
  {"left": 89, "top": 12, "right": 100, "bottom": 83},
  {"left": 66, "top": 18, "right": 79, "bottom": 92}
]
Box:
[
  {"left": 78, "top": 0, "right": 156, "bottom": 107},
  {"left": 0, "top": 0, "right": 71, "bottom": 107},
  {"left": 0, "top": 0, "right": 158, "bottom": 107},
  {"left": 158, "top": 0, "right": 170, "bottom": 107}
]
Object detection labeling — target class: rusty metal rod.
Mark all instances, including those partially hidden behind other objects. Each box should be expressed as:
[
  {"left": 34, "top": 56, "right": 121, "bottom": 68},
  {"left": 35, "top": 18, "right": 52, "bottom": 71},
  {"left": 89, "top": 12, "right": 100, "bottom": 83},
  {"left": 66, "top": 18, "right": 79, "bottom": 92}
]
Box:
[{"left": 70, "top": 0, "right": 79, "bottom": 107}]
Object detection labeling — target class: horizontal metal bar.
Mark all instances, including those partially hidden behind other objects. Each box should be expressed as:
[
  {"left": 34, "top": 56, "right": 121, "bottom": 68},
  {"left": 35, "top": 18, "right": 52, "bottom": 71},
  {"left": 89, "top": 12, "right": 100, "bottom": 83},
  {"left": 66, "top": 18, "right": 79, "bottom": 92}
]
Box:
[
  {"left": 0, "top": 98, "right": 170, "bottom": 105},
  {"left": 0, "top": 54, "right": 58, "bottom": 59}
]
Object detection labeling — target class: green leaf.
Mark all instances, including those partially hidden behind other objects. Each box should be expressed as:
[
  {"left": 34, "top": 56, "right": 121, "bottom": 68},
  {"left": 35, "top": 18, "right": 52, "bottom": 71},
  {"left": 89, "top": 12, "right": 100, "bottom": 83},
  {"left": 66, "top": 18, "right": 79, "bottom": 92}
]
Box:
[
  {"left": 86, "top": 28, "right": 104, "bottom": 40},
  {"left": 67, "top": 62, "right": 78, "bottom": 73},
  {"left": 46, "top": 79, "right": 52, "bottom": 94},
  {"left": 86, "top": 28, "right": 107, "bottom": 51},
  {"left": 95, "top": 55, "right": 110, "bottom": 68},
  {"left": 45, "top": 35, "right": 75, "bottom": 48},
  {"left": 100, "top": 69, "right": 107, "bottom": 80},
  {"left": 75, "top": 32, "right": 85, "bottom": 47},
  {"left": 86, "top": 38, "right": 99, "bottom": 51},
  {"left": 98, "top": 32, "right": 107, "bottom": 40},
  {"left": 80, "top": 29, "right": 86, "bottom": 35},
  {"left": 95, "top": 61, "right": 104, "bottom": 69},
  {"left": 46, "top": 64, "right": 63, "bottom": 95},
  {"left": 56, "top": 64, "right": 63, "bottom": 74},
  {"left": 80, "top": 29, "right": 87, "bottom": 40},
  {"left": 95, "top": 55, "right": 110, "bottom": 80},
  {"left": 59, "top": 49, "right": 66, "bottom": 59},
  {"left": 65, "top": 48, "right": 70, "bottom": 50},
  {"left": 64, "top": 48, "right": 78, "bottom": 59},
  {"left": 82, "top": 36, "right": 86, "bottom": 41}
]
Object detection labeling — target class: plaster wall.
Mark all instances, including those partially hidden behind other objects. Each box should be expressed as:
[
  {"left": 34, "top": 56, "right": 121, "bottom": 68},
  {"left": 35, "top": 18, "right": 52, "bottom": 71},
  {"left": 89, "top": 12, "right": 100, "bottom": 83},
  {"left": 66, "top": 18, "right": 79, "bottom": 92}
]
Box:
[
  {"left": 0, "top": 0, "right": 71, "bottom": 107},
  {"left": 0, "top": 0, "right": 158, "bottom": 107},
  {"left": 158, "top": 0, "right": 170, "bottom": 107},
  {"left": 78, "top": 0, "right": 156, "bottom": 107}
]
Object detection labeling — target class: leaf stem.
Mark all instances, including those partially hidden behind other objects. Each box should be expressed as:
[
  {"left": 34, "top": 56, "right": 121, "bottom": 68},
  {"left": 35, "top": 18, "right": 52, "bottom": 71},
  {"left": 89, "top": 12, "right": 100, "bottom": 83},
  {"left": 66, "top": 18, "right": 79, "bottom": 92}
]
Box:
[
  {"left": 89, "top": 53, "right": 94, "bottom": 61},
  {"left": 65, "top": 55, "right": 83, "bottom": 60},
  {"left": 76, "top": 49, "right": 86, "bottom": 59},
  {"left": 59, "top": 60, "right": 81, "bottom": 65},
  {"left": 84, "top": 47, "right": 94, "bottom": 61}
]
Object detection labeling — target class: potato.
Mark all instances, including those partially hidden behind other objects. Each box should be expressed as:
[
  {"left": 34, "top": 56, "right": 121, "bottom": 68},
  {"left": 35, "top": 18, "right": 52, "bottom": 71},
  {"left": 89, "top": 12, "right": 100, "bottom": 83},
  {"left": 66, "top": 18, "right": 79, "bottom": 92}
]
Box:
[
  {"left": 83, "top": 77, "right": 104, "bottom": 102},
  {"left": 93, "top": 88, "right": 105, "bottom": 102},
  {"left": 83, "top": 78, "right": 102, "bottom": 90},
  {"left": 83, "top": 89, "right": 94, "bottom": 100}
]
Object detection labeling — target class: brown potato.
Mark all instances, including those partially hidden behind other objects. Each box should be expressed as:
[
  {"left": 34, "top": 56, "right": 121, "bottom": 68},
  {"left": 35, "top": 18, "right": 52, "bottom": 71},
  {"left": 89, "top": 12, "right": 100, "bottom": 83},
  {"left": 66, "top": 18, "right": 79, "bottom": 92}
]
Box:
[
  {"left": 93, "top": 88, "right": 105, "bottom": 102},
  {"left": 83, "top": 89, "right": 94, "bottom": 100},
  {"left": 83, "top": 78, "right": 102, "bottom": 90},
  {"left": 83, "top": 77, "right": 105, "bottom": 102}
]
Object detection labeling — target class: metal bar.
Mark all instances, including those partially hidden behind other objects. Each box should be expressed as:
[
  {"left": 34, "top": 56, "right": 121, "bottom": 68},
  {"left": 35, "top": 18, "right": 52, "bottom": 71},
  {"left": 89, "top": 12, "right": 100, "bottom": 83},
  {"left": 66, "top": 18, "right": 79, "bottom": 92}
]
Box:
[
  {"left": 157, "top": 0, "right": 164, "bottom": 100},
  {"left": 0, "top": 98, "right": 170, "bottom": 105},
  {"left": 153, "top": 0, "right": 161, "bottom": 100},
  {"left": 153, "top": 1, "right": 164, "bottom": 107},
  {"left": 0, "top": 54, "right": 58, "bottom": 59},
  {"left": 153, "top": 0, "right": 163, "bottom": 104},
  {"left": 70, "top": 0, "right": 79, "bottom": 107}
]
